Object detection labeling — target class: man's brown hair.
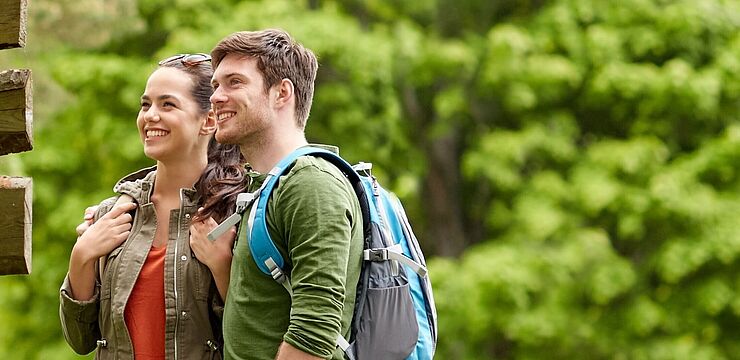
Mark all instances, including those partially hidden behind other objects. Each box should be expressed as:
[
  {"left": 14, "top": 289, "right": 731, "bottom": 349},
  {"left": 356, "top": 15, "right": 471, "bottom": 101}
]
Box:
[{"left": 211, "top": 29, "right": 318, "bottom": 129}]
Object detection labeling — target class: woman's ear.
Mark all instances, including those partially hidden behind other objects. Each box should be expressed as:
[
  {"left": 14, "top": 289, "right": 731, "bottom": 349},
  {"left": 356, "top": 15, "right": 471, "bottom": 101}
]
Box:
[{"left": 200, "top": 109, "right": 217, "bottom": 135}]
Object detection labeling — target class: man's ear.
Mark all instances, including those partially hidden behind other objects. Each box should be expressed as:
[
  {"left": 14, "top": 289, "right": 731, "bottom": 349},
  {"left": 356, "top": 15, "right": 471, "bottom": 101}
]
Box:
[
  {"left": 274, "top": 78, "right": 294, "bottom": 109},
  {"left": 200, "top": 109, "right": 217, "bottom": 135}
]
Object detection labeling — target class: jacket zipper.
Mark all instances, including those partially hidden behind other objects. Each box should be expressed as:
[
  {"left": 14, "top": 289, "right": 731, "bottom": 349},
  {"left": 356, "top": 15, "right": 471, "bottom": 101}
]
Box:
[{"left": 173, "top": 189, "right": 184, "bottom": 360}]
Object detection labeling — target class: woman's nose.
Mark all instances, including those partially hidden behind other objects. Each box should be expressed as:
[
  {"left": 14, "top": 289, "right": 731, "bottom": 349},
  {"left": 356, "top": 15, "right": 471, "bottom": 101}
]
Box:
[{"left": 144, "top": 108, "right": 160, "bottom": 122}]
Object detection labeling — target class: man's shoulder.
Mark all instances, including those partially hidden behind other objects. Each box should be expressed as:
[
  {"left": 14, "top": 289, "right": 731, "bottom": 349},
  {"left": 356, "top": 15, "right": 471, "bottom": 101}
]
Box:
[
  {"left": 284, "top": 155, "right": 349, "bottom": 186},
  {"left": 270, "top": 155, "right": 359, "bottom": 211}
]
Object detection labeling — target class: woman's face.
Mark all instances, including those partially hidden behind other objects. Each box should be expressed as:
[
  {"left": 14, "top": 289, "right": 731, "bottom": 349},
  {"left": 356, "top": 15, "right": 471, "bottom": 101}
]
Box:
[{"left": 137, "top": 67, "right": 208, "bottom": 163}]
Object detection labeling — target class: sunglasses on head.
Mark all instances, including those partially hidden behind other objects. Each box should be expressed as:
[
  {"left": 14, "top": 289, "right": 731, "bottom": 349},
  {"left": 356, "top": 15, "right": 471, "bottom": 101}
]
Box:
[{"left": 158, "top": 53, "right": 211, "bottom": 66}]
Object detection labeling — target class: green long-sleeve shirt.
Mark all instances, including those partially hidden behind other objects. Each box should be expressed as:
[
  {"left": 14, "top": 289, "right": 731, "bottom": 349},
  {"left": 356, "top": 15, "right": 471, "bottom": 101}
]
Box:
[{"left": 223, "top": 148, "right": 363, "bottom": 360}]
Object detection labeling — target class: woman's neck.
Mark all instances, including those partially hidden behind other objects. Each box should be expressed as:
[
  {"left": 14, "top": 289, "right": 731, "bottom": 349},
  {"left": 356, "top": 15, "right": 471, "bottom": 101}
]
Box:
[{"left": 152, "top": 157, "right": 207, "bottom": 200}]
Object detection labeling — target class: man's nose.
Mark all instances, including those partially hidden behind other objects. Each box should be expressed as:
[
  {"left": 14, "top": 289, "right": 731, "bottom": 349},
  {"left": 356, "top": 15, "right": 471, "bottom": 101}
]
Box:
[{"left": 210, "top": 86, "right": 227, "bottom": 104}]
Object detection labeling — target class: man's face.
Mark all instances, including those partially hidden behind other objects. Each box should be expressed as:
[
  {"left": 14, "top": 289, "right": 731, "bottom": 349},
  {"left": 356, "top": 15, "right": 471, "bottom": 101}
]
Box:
[{"left": 210, "top": 54, "right": 272, "bottom": 146}]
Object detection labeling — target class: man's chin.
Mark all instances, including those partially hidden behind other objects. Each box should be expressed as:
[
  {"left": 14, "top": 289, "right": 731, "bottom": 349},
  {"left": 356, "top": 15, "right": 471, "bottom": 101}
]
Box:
[{"left": 215, "top": 132, "right": 238, "bottom": 145}]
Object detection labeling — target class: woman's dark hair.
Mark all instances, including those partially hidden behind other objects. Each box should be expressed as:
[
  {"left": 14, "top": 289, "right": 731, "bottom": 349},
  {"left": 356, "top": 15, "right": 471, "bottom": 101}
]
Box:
[
  {"left": 158, "top": 56, "right": 248, "bottom": 223},
  {"left": 194, "top": 138, "right": 248, "bottom": 223}
]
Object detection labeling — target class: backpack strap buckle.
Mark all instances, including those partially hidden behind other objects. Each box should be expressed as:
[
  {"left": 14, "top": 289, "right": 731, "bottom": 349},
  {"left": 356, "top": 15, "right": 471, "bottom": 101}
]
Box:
[
  {"left": 207, "top": 192, "right": 257, "bottom": 241},
  {"left": 352, "top": 162, "right": 372, "bottom": 173},
  {"left": 265, "top": 257, "right": 293, "bottom": 297},
  {"left": 364, "top": 246, "right": 400, "bottom": 275},
  {"left": 363, "top": 248, "right": 389, "bottom": 261},
  {"left": 364, "top": 245, "right": 428, "bottom": 278},
  {"left": 234, "top": 192, "right": 256, "bottom": 213}
]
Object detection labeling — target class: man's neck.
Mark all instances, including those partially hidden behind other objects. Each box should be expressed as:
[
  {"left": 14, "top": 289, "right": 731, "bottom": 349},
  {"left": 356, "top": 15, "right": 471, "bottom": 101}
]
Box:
[{"left": 240, "top": 129, "right": 308, "bottom": 174}]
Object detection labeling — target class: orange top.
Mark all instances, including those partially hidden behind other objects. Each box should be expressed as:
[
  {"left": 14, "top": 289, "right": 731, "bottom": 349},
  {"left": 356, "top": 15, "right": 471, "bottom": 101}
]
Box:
[{"left": 124, "top": 245, "right": 167, "bottom": 360}]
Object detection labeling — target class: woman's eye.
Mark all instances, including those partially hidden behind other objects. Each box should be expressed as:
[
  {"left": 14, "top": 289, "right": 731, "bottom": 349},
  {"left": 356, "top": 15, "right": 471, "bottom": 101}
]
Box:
[
  {"left": 230, "top": 79, "right": 241, "bottom": 86},
  {"left": 140, "top": 102, "right": 151, "bottom": 109},
  {"left": 163, "top": 101, "right": 176, "bottom": 108}
]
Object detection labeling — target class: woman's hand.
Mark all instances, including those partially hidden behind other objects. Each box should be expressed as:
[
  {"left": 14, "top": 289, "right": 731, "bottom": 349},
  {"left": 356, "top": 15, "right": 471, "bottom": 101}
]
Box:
[
  {"left": 72, "top": 202, "right": 136, "bottom": 263},
  {"left": 190, "top": 210, "right": 235, "bottom": 299},
  {"left": 67, "top": 201, "right": 136, "bottom": 301},
  {"left": 75, "top": 205, "right": 100, "bottom": 236},
  {"left": 189, "top": 214, "right": 235, "bottom": 270}
]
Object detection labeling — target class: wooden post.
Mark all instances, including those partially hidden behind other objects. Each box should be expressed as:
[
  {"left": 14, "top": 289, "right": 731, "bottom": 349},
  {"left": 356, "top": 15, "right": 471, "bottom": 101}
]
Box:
[
  {"left": 0, "top": 68, "right": 32, "bottom": 156},
  {"left": 0, "top": 0, "right": 27, "bottom": 49},
  {"left": 1, "top": 0, "right": 31, "bottom": 275},
  {"left": 0, "top": 177, "right": 31, "bottom": 275}
]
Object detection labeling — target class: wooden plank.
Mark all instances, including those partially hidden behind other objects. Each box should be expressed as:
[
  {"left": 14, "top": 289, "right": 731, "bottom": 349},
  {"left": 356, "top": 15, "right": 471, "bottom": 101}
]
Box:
[
  {"left": 0, "top": 176, "right": 31, "bottom": 275},
  {"left": 0, "top": 68, "right": 32, "bottom": 156},
  {"left": 0, "top": 0, "right": 27, "bottom": 49}
]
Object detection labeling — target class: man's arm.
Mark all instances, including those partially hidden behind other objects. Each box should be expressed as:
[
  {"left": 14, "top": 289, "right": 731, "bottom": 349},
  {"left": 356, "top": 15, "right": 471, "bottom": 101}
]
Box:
[
  {"left": 275, "top": 341, "right": 323, "bottom": 360},
  {"left": 272, "top": 160, "right": 359, "bottom": 358}
]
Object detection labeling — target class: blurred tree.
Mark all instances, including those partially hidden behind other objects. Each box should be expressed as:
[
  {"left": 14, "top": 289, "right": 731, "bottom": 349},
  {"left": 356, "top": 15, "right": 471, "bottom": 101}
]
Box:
[{"left": 0, "top": 0, "right": 737, "bottom": 359}]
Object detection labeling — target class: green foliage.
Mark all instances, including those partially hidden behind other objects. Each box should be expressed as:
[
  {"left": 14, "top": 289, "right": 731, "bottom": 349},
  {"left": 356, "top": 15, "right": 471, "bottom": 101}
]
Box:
[
  {"left": 0, "top": 0, "right": 738, "bottom": 358},
  {"left": 440, "top": 0, "right": 740, "bottom": 356}
]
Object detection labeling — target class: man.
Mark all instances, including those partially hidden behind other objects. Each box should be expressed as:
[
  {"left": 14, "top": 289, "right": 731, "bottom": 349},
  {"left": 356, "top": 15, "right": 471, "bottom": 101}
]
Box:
[{"left": 206, "top": 29, "right": 363, "bottom": 360}]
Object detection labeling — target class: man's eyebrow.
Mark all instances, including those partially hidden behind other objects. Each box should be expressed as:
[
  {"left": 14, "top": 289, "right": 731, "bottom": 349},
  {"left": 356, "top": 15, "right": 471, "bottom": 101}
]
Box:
[
  {"left": 212, "top": 73, "right": 247, "bottom": 88},
  {"left": 214, "top": 73, "right": 246, "bottom": 82}
]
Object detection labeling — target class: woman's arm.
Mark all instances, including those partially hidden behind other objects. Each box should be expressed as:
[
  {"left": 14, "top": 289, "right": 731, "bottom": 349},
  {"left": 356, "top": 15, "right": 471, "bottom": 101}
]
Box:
[
  {"left": 60, "top": 200, "right": 136, "bottom": 354},
  {"left": 60, "top": 274, "right": 102, "bottom": 354},
  {"left": 67, "top": 202, "right": 136, "bottom": 300}
]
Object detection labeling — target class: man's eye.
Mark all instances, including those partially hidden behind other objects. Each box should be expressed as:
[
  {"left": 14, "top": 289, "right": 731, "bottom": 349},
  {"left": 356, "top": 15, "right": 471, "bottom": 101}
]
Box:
[
  {"left": 163, "top": 101, "right": 176, "bottom": 108},
  {"left": 140, "top": 102, "right": 151, "bottom": 109}
]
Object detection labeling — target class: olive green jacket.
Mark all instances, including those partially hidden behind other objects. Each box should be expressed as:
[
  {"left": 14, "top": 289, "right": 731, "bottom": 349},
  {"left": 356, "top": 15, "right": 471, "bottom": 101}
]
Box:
[{"left": 60, "top": 167, "right": 224, "bottom": 360}]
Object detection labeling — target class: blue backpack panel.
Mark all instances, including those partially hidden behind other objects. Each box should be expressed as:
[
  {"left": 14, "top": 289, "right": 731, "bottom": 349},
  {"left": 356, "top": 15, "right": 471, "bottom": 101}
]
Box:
[{"left": 209, "top": 147, "right": 437, "bottom": 360}]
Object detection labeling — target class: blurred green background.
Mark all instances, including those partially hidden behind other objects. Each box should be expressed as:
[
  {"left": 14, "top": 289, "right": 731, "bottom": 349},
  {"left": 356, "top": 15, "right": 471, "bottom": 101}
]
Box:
[{"left": 1, "top": 0, "right": 739, "bottom": 358}]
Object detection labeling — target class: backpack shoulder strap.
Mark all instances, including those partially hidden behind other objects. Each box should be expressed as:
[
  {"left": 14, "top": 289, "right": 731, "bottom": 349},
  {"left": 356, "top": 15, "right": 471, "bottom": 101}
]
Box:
[{"left": 248, "top": 146, "right": 366, "bottom": 279}]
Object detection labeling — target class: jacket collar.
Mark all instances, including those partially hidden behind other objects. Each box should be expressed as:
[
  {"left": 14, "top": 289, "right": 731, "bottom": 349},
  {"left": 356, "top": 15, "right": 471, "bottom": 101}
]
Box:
[{"left": 112, "top": 166, "right": 199, "bottom": 206}]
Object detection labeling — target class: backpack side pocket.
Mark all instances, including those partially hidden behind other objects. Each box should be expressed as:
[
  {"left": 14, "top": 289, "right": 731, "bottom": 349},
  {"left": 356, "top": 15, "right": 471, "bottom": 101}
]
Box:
[{"left": 353, "top": 283, "right": 418, "bottom": 360}]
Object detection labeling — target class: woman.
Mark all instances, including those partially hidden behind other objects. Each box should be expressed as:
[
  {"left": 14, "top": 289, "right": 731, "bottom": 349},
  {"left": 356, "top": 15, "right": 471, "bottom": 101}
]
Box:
[{"left": 60, "top": 53, "right": 244, "bottom": 360}]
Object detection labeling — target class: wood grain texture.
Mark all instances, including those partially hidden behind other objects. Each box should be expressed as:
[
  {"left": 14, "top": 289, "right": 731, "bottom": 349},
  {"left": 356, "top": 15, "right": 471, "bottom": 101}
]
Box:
[
  {"left": 0, "top": 176, "right": 31, "bottom": 275},
  {"left": 0, "top": 0, "right": 27, "bottom": 49},
  {"left": 0, "top": 69, "right": 32, "bottom": 155}
]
